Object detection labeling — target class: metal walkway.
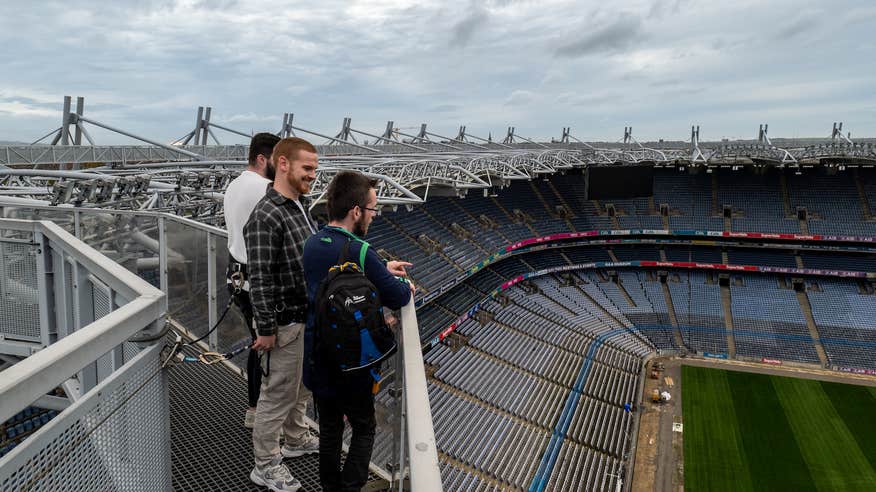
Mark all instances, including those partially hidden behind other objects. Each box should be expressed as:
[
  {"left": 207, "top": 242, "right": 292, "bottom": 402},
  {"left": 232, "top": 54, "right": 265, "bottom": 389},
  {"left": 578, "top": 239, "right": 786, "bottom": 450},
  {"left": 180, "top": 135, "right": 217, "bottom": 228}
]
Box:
[{"left": 168, "top": 345, "right": 326, "bottom": 491}]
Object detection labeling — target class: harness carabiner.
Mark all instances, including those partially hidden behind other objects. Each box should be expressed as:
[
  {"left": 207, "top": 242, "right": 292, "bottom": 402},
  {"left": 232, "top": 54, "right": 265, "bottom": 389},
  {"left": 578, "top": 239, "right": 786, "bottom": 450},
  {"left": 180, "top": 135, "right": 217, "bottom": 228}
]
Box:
[
  {"left": 198, "top": 352, "right": 227, "bottom": 365},
  {"left": 229, "top": 271, "right": 244, "bottom": 295}
]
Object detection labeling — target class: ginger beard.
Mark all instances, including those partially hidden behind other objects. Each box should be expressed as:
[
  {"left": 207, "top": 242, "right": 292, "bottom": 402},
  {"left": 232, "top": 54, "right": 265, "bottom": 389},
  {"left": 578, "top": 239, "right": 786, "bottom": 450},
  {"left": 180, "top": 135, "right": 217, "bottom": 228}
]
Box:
[
  {"left": 286, "top": 168, "right": 310, "bottom": 196},
  {"left": 284, "top": 150, "right": 317, "bottom": 197}
]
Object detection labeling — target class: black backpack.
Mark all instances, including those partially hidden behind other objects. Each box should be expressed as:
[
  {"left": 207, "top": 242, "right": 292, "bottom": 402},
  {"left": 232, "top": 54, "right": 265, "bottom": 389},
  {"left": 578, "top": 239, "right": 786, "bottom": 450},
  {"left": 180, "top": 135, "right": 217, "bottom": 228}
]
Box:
[{"left": 312, "top": 239, "right": 397, "bottom": 374}]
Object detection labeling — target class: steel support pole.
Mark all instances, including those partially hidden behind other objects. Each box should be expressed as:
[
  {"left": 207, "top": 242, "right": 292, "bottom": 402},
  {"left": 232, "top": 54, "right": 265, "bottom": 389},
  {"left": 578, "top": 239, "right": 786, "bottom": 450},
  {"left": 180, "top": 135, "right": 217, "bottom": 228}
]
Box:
[
  {"left": 73, "top": 260, "right": 98, "bottom": 393},
  {"left": 207, "top": 232, "right": 218, "bottom": 351},
  {"left": 202, "top": 107, "right": 212, "bottom": 146},
  {"left": 35, "top": 232, "right": 55, "bottom": 348},
  {"left": 193, "top": 107, "right": 204, "bottom": 145},
  {"left": 74, "top": 97, "right": 84, "bottom": 147},
  {"left": 159, "top": 217, "right": 168, "bottom": 294},
  {"left": 73, "top": 210, "right": 82, "bottom": 238},
  {"left": 61, "top": 96, "right": 71, "bottom": 146},
  {"left": 0, "top": 243, "right": 6, "bottom": 307},
  {"left": 208, "top": 122, "right": 253, "bottom": 139},
  {"left": 30, "top": 127, "right": 62, "bottom": 146}
]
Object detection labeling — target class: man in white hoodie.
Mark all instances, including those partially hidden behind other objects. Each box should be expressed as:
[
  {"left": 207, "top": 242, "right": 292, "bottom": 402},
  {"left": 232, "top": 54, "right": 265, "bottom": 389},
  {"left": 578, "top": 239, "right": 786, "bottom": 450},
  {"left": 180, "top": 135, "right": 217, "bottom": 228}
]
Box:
[{"left": 223, "top": 132, "right": 280, "bottom": 428}]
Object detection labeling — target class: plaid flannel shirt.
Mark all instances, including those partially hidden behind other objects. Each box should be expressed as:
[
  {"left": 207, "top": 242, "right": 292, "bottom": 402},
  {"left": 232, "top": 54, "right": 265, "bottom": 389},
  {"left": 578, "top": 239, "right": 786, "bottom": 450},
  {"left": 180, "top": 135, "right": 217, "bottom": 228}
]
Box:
[{"left": 243, "top": 186, "right": 317, "bottom": 336}]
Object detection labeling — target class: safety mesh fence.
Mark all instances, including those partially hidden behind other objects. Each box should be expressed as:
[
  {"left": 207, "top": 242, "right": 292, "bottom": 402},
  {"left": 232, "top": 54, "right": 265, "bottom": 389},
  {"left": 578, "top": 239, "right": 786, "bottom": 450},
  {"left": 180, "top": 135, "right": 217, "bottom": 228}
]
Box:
[
  {"left": 0, "top": 238, "right": 40, "bottom": 342},
  {"left": 0, "top": 344, "right": 171, "bottom": 491}
]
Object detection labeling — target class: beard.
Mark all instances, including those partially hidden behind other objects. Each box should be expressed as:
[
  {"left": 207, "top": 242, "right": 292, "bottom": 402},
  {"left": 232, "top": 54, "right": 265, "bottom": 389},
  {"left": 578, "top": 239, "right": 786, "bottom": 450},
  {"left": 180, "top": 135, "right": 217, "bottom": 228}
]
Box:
[
  {"left": 296, "top": 179, "right": 311, "bottom": 195},
  {"left": 353, "top": 214, "right": 369, "bottom": 237},
  {"left": 285, "top": 172, "right": 311, "bottom": 196},
  {"left": 286, "top": 172, "right": 311, "bottom": 195}
]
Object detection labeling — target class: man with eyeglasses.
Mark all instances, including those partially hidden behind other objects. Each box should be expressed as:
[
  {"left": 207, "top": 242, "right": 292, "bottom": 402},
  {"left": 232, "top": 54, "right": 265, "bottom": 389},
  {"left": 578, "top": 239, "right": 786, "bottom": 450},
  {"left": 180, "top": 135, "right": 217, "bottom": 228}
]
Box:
[{"left": 302, "top": 170, "right": 415, "bottom": 492}]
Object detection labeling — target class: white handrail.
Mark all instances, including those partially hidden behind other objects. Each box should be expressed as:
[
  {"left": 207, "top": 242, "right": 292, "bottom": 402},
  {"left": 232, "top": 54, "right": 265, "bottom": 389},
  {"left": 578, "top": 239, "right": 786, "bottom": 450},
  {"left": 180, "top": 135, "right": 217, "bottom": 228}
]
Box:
[{"left": 400, "top": 295, "right": 442, "bottom": 490}]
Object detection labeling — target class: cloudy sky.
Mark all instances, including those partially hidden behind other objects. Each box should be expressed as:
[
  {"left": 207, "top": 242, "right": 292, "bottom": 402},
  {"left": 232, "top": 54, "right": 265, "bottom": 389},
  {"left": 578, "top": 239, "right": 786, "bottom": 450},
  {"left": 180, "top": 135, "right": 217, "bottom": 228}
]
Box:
[{"left": 1, "top": 0, "right": 874, "bottom": 145}]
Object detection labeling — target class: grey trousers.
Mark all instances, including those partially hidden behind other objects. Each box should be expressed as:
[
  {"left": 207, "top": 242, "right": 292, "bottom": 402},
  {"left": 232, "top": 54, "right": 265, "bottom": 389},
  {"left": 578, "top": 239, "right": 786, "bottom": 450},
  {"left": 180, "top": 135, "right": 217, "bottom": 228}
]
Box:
[{"left": 252, "top": 322, "right": 312, "bottom": 467}]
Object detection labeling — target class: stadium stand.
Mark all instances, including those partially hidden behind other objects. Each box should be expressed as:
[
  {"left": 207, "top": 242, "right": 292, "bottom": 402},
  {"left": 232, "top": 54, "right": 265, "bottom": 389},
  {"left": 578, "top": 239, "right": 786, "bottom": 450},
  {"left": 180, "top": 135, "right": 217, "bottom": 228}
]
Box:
[
  {"left": 788, "top": 172, "right": 876, "bottom": 236},
  {"left": 716, "top": 169, "right": 800, "bottom": 234},
  {"left": 663, "top": 245, "right": 723, "bottom": 263},
  {"left": 730, "top": 275, "right": 820, "bottom": 363},
  {"left": 364, "top": 168, "right": 876, "bottom": 297},
  {"left": 807, "top": 278, "right": 876, "bottom": 370},
  {"left": 385, "top": 167, "right": 876, "bottom": 488},
  {"left": 0, "top": 407, "right": 58, "bottom": 458},
  {"left": 423, "top": 276, "right": 649, "bottom": 489},
  {"left": 727, "top": 248, "right": 798, "bottom": 268},
  {"left": 800, "top": 251, "right": 876, "bottom": 271}
]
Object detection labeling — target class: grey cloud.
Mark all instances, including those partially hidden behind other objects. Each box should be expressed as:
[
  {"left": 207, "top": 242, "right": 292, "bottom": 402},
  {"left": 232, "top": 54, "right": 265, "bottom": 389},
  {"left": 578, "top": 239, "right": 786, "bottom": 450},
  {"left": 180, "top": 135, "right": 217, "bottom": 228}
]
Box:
[
  {"left": 429, "top": 104, "right": 461, "bottom": 113},
  {"left": 0, "top": 96, "right": 57, "bottom": 109},
  {"left": 450, "top": 9, "right": 489, "bottom": 47},
  {"left": 192, "top": 0, "right": 238, "bottom": 9},
  {"left": 648, "top": 0, "right": 688, "bottom": 19},
  {"left": 0, "top": 0, "right": 874, "bottom": 145},
  {"left": 774, "top": 12, "right": 820, "bottom": 40},
  {"left": 554, "top": 16, "right": 646, "bottom": 58},
  {"left": 649, "top": 78, "right": 683, "bottom": 88},
  {"left": 504, "top": 90, "right": 535, "bottom": 106}
]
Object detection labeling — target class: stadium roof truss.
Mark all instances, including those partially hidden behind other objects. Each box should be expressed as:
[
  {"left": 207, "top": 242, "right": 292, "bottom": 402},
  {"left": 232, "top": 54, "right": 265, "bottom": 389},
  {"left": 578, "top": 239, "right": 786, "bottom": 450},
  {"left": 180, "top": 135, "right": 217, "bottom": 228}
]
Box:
[{"left": 1, "top": 97, "right": 875, "bottom": 219}]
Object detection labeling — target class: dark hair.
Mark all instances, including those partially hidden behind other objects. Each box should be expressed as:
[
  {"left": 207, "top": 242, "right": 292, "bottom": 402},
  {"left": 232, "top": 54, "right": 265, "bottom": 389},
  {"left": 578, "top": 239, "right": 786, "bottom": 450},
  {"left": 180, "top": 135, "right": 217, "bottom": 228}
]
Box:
[
  {"left": 248, "top": 133, "right": 281, "bottom": 165},
  {"left": 326, "top": 171, "right": 378, "bottom": 222},
  {"left": 272, "top": 137, "right": 317, "bottom": 163}
]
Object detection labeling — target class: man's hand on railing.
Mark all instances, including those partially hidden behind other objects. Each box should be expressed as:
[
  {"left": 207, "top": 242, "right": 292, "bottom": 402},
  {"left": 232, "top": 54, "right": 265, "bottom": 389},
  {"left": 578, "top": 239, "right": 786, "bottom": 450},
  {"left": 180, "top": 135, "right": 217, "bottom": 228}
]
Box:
[
  {"left": 252, "top": 334, "right": 276, "bottom": 351},
  {"left": 383, "top": 311, "right": 398, "bottom": 328},
  {"left": 386, "top": 260, "right": 412, "bottom": 277}
]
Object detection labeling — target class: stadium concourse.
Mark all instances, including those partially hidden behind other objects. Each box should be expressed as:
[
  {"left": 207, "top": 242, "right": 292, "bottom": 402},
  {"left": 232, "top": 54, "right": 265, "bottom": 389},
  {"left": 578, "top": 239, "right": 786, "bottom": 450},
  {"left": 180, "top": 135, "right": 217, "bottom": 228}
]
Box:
[{"left": 2, "top": 112, "right": 876, "bottom": 491}]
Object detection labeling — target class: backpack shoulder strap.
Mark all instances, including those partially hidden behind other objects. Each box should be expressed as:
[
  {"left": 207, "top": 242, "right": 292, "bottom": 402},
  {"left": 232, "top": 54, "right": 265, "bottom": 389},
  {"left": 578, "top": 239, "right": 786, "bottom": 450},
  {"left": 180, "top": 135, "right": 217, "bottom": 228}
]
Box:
[
  {"left": 338, "top": 231, "right": 369, "bottom": 273},
  {"left": 356, "top": 240, "right": 368, "bottom": 272},
  {"left": 337, "top": 238, "right": 368, "bottom": 273},
  {"left": 338, "top": 238, "right": 353, "bottom": 265}
]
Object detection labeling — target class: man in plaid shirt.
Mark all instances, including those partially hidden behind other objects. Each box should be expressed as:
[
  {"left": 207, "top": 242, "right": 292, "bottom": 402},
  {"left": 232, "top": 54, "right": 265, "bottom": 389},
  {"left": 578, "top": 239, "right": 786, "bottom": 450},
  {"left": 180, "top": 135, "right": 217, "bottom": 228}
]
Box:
[{"left": 243, "top": 137, "right": 320, "bottom": 492}]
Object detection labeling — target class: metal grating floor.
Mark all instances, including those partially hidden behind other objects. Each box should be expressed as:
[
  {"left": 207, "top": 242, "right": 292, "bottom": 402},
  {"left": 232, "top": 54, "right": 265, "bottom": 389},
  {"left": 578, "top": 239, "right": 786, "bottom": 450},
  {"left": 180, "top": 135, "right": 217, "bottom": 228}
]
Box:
[{"left": 168, "top": 344, "right": 326, "bottom": 491}]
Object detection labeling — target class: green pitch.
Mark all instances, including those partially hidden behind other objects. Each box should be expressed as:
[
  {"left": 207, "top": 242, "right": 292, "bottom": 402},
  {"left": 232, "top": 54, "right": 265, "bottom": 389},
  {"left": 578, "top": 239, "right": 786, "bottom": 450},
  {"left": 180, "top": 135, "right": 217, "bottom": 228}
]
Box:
[{"left": 682, "top": 365, "right": 876, "bottom": 491}]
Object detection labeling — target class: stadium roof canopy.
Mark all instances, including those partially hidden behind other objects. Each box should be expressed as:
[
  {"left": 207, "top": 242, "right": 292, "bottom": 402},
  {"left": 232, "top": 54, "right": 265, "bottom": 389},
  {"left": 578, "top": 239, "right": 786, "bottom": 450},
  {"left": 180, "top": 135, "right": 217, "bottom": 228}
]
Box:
[{"left": 1, "top": 98, "right": 874, "bottom": 217}]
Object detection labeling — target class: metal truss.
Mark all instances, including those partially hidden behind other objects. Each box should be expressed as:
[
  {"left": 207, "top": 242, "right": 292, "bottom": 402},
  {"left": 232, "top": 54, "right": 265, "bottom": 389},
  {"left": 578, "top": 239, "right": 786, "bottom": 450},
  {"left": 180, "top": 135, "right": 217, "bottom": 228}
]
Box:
[
  {"left": 0, "top": 144, "right": 248, "bottom": 167},
  {"left": 2, "top": 97, "right": 875, "bottom": 220}
]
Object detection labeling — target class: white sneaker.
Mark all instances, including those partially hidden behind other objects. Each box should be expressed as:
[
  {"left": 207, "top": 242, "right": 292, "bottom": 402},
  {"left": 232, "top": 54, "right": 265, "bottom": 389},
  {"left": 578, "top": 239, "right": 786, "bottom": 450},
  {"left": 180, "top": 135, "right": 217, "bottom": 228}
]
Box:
[
  {"left": 281, "top": 431, "right": 320, "bottom": 458},
  {"left": 250, "top": 457, "right": 302, "bottom": 492}
]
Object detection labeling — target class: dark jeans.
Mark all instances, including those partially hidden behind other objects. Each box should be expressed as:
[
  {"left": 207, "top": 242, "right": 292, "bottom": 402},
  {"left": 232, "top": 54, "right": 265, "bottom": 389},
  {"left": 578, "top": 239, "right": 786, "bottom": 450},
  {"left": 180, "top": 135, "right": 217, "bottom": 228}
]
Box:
[
  {"left": 315, "top": 392, "right": 376, "bottom": 492},
  {"left": 228, "top": 285, "right": 261, "bottom": 408}
]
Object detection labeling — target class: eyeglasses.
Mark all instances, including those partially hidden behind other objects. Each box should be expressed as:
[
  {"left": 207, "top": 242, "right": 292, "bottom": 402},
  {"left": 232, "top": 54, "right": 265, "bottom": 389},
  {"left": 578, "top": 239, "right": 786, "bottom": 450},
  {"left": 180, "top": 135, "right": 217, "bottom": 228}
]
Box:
[{"left": 359, "top": 205, "right": 379, "bottom": 214}]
